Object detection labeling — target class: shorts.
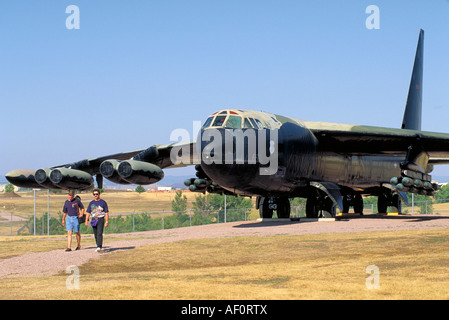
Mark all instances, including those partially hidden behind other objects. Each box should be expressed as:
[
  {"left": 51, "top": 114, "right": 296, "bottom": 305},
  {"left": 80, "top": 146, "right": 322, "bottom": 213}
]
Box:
[{"left": 66, "top": 215, "right": 80, "bottom": 232}]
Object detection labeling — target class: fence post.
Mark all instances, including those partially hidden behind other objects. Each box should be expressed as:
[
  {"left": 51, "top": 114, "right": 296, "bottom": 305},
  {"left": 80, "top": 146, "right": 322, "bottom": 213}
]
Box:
[
  {"left": 224, "top": 195, "right": 227, "bottom": 223},
  {"left": 47, "top": 190, "right": 50, "bottom": 235},
  {"left": 33, "top": 189, "right": 36, "bottom": 236}
]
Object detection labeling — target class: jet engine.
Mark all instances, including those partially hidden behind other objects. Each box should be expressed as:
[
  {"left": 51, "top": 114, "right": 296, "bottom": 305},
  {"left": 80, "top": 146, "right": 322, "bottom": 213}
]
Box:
[
  {"left": 99, "top": 159, "right": 132, "bottom": 184},
  {"left": 47, "top": 168, "right": 94, "bottom": 190},
  {"left": 35, "top": 168, "right": 60, "bottom": 189},
  {"left": 100, "top": 159, "right": 164, "bottom": 185}
]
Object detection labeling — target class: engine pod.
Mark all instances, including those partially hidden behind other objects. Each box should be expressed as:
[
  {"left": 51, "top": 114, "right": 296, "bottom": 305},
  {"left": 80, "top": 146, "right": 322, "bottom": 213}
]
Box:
[
  {"left": 99, "top": 159, "right": 131, "bottom": 184},
  {"left": 5, "top": 169, "right": 43, "bottom": 189},
  {"left": 49, "top": 168, "right": 94, "bottom": 190},
  {"left": 35, "top": 168, "right": 60, "bottom": 189},
  {"left": 117, "top": 160, "right": 164, "bottom": 185}
]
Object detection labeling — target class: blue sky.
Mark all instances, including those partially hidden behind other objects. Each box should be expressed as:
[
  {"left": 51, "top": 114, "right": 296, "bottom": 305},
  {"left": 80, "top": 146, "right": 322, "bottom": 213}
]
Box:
[{"left": 1, "top": 1, "right": 449, "bottom": 180}]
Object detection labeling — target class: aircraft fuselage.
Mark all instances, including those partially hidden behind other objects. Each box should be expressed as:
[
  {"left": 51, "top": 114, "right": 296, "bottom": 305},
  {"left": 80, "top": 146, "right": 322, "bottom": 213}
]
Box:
[{"left": 198, "top": 109, "right": 403, "bottom": 198}]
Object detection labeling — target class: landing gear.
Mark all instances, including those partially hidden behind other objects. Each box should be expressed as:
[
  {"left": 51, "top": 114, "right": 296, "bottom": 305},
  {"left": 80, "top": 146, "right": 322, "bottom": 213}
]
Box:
[
  {"left": 342, "top": 194, "right": 364, "bottom": 215},
  {"left": 258, "top": 196, "right": 291, "bottom": 219},
  {"left": 305, "top": 191, "right": 336, "bottom": 218},
  {"left": 378, "top": 193, "right": 401, "bottom": 214}
]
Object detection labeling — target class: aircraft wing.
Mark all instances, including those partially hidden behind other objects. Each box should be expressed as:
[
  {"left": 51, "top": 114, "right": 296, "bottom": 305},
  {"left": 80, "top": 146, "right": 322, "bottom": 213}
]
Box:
[
  {"left": 66, "top": 140, "right": 197, "bottom": 175},
  {"left": 5, "top": 140, "right": 196, "bottom": 190},
  {"left": 306, "top": 121, "right": 449, "bottom": 161}
]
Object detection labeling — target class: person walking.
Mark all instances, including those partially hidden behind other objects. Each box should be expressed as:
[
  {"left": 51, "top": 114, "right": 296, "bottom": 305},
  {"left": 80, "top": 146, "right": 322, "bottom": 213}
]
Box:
[
  {"left": 85, "top": 188, "right": 109, "bottom": 252},
  {"left": 62, "top": 190, "right": 84, "bottom": 251}
]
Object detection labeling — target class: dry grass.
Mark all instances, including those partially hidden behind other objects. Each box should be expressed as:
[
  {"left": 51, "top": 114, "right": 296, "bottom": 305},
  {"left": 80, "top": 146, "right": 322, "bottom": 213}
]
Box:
[
  {"left": 0, "top": 234, "right": 142, "bottom": 259},
  {"left": 2, "top": 229, "right": 449, "bottom": 299},
  {"left": 0, "top": 190, "right": 201, "bottom": 218}
]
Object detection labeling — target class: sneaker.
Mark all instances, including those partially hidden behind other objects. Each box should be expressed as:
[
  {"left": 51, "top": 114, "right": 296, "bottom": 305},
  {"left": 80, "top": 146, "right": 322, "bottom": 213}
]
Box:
[
  {"left": 65, "top": 248, "right": 71, "bottom": 252},
  {"left": 75, "top": 247, "right": 81, "bottom": 251},
  {"left": 96, "top": 247, "right": 101, "bottom": 252}
]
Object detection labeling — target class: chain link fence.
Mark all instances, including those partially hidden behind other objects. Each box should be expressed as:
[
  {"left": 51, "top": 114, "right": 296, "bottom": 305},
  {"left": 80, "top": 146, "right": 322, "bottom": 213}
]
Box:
[
  {"left": 0, "top": 208, "right": 263, "bottom": 236},
  {"left": 1, "top": 194, "right": 448, "bottom": 236}
]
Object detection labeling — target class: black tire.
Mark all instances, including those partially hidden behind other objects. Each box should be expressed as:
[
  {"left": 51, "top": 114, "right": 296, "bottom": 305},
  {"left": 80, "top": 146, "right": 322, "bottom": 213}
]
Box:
[
  {"left": 259, "top": 196, "right": 273, "bottom": 218},
  {"left": 306, "top": 196, "right": 319, "bottom": 218},
  {"left": 378, "top": 193, "right": 388, "bottom": 213},
  {"left": 354, "top": 194, "right": 364, "bottom": 214},
  {"left": 277, "top": 197, "right": 291, "bottom": 218},
  {"left": 391, "top": 194, "right": 401, "bottom": 213}
]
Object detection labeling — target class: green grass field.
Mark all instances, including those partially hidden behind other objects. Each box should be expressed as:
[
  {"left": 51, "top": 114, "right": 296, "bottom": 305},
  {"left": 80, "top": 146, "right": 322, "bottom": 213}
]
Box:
[{"left": 1, "top": 228, "right": 449, "bottom": 300}]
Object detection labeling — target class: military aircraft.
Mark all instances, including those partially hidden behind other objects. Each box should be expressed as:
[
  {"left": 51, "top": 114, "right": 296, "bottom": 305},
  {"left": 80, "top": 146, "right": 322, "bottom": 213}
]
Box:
[{"left": 6, "top": 29, "right": 449, "bottom": 219}]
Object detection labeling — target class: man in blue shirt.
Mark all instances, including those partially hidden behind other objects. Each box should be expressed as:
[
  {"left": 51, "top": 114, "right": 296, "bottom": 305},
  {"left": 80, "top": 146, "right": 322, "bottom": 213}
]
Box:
[
  {"left": 62, "top": 190, "right": 84, "bottom": 251},
  {"left": 85, "top": 188, "right": 109, "bottom": 252}
]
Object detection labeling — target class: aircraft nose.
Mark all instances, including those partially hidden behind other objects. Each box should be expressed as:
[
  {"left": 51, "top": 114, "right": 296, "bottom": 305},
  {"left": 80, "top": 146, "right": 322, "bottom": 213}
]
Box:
[{"left": 198, "top": 127, "right": 279, "bottom": 189}]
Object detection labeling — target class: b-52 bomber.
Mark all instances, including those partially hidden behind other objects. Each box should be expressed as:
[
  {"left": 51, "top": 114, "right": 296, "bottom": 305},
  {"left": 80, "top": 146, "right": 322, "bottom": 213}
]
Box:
[{"left": 6, "top": 29, "right": 449, "bottom": 218}]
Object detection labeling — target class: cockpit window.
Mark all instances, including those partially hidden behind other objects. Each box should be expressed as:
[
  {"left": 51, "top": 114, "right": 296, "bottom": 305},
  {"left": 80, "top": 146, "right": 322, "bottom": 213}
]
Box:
[
  {"left": 254, "top": 119, "right": 264, "bottom": 129},
  {"left": 248, "top": 118, "right": 263, "bottom": 129},
  {"left": 248, "top": 118, "right": 258, "bottom": 128},
  {"left": 225, "top": 116, "right": 242, "bottom": 128},
  {"left": 202, "top": 116, "right": 214, "bottom": 129},
  {"left": 243, "top": 118, "right": 253, "bottom": 128},
  {"left": 212, "top": 116, "right": 226, "bottom": 127}
]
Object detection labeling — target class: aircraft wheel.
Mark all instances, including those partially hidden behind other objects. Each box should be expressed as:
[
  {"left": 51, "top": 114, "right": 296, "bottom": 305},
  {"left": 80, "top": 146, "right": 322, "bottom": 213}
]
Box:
[
  {"left": 321, "top": 200, "right": 336, "bottom": 218},
  {"left": 306, "top": 194, "right": 335, "bottom": 218},
  {"left": 342, "top": 195, "right": 351, "bottom": 214},
  {"left": 391, "top": 194, "right": 401, "bottom": 213},
  {"left": 258, "top": 197, "right": 273, "bottom": 219},
  {"left": 354, "top": 194, "right": 364, "bottom": 215},
  {"left": 378, "top": 193, "right": 388, "bottom": 213},
  {"left": 306, "top": 196, "right": 320, "bottom": 218},
  {"left": 277, "top": 197, "right": 291, "bottom": 218},
  {"left": 343, "top": 194, "right": 363, "bottom": 214}
]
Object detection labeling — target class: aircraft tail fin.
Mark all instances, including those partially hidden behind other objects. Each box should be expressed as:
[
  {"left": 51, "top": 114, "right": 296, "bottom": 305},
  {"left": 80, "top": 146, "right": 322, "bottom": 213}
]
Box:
[{"left": 401, "top": 29, "right": 424, "bottom": 130}]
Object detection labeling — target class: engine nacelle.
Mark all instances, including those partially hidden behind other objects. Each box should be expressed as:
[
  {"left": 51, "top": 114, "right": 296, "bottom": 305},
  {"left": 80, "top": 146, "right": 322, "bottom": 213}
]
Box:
[
  {"left": 35, "top": 168, "right": 61, "bottom": 189},
  {"left": 117, "top": 160, "right": 164, "bottom": 185},
  {"left": 48, "top": 168, "right": 94, "bottom": 190},
  {"left": 99, "top": 159, "right": 132, "bottom": 184},
  {"left": 5, "top": 169, "right": 43, "bottom": 189}
]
